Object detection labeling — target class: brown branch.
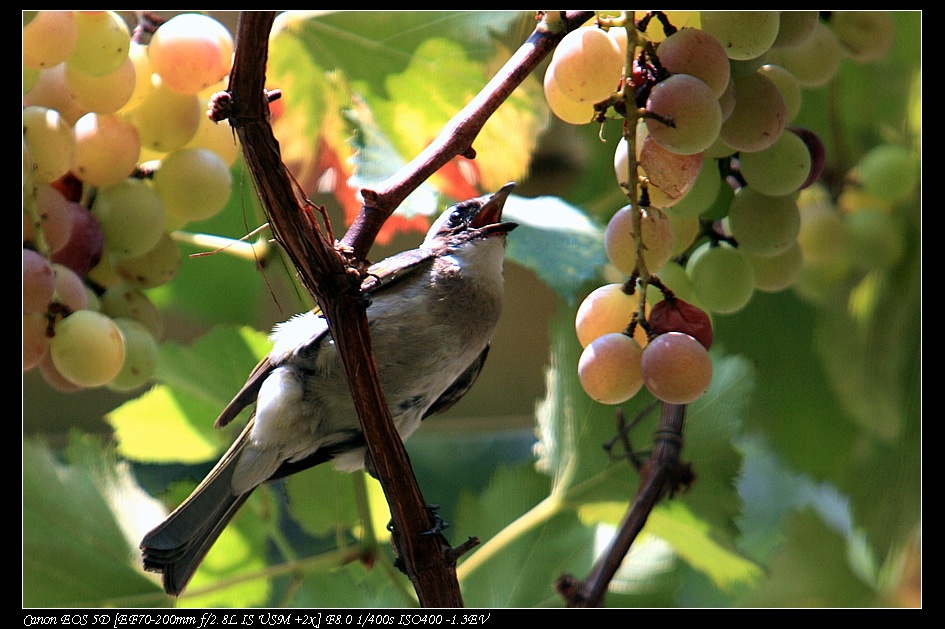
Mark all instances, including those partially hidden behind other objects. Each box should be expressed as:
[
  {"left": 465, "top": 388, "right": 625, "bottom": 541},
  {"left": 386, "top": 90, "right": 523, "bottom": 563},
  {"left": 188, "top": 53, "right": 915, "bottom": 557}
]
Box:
[
  {"left": 556, "top": 403, "right": 693, "bottom": 607},
  {"left": 224, "top": 10, "right": 594, "bottom": 607},
  {"left": 341, "top": 10, "right": 596, "bottom": 259}
]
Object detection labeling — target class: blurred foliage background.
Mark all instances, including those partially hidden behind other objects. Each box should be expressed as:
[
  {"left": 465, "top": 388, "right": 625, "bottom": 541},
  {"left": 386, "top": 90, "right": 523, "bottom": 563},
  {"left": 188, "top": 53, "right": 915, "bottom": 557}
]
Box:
[{"left": 23, "top": 11, "right": 920, "bottom": 608}]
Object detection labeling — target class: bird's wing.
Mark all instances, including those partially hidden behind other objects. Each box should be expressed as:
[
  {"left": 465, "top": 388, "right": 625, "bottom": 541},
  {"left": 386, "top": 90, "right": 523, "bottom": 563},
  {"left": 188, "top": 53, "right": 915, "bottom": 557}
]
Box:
[
  {"left": 360, "top": 247, "right": 438, "bottom": 294},
  {"left": 423, "top": 345, "right": 491, "bottom": 418}
]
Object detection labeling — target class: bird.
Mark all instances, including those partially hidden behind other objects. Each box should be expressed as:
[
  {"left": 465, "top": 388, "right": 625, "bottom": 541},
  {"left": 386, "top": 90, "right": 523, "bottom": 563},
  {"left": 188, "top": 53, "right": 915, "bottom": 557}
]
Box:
[{"left": 140, "top": 182, "right": 518, "bottom": 596}]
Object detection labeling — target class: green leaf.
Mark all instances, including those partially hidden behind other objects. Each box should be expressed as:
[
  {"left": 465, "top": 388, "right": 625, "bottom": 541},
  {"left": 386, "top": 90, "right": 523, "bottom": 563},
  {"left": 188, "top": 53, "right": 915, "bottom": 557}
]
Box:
[
  {"left": 503, "top": 195, "right": 607, "bottom": 302},
  {"left": 23, "top": 435, "right": 163, "bottom": 607}
]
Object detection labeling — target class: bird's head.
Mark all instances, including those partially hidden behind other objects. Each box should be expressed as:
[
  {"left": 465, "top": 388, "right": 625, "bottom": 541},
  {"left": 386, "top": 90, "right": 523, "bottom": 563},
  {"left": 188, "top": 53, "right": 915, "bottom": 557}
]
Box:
[{"left": 423, "top": 182, "right": 518, "bottom": 248}]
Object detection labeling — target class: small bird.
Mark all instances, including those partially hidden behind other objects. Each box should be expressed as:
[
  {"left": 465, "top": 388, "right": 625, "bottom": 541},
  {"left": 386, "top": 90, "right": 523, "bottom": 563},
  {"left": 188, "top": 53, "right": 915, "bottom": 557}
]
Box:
[{"left": 140, "top": 183, "right": 518, "bottom": 596}]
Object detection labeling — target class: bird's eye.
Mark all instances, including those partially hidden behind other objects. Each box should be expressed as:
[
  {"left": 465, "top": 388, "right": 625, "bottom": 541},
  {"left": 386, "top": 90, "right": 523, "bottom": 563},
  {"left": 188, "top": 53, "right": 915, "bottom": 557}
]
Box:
[{"left": 448, "top": 209, "right": 465, "bottom": 228}]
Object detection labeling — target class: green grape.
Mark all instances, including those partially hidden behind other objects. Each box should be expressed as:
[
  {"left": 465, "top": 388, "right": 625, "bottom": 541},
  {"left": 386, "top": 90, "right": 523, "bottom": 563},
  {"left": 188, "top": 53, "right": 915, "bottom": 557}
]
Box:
[
  {"left": 700, "top": 175, "right": 735, "bottom": 221},
  {"left": 667, "top": 212, "right": 699, "bottom": 256},
  {"left": 66, "top": 11, "right": 130, "bottom": 77},
  {"left": 828, "top": 11, "right": 896, "bottom": 62},
  {"left": 797, "top": 200, "right": 848, "bottom": 266},
  {"left": 699, "top": 11, "right": 781, "bottom": 60},
  {"left": 645, "top": 73, "right": 722, "bottom": 155},
  {"left": 666, "top": 157, "right": 722, "bottom": 219},
  {"left": 49, "top": 309, "right": 126, "bottom": 387},
  {"left": 64, "top": 55, "right": 136, "bottom": 114},
  {"left": 92, "top": 179, "right": 166, "bottom": 257},
  {"left": 22, "top": 105, "right": 76, "bottom": 184},
  {"left": 772, "top": 11, "right": 820, "bottom": 48},
  {"left": 845, "top": 207, "right": 906, "bottom": 271},
  {"left": 70, "top": 113, "right": 141, "bottom": 187},
  {"left": 543, "top": 69, "right": 596, "bottom": 125},
  {"left": 112, "top": 231, "right": 181, "bottom": 289},
  {"left": 765, "top": 22, "right": 844, "bottom": 88},
  {"left": 148, "top": 13, "right": 235, "bottom": 95},
  {"left": 757, "top": 64, "right": 802, "bottom": 122},
  {"left": 152, "top": 148, "right": 234, "bottom": 224},
  {"left": 655, "top": 260, "right": 707, "bottom": 312},
  {"left": 745, "top": 242, "right": 803, "bottom": 292},
  {"left": 38, "top": 351, "right": 82, "bottom": 392},
  {"left": 641, "top": 331, "right": 713, "bottom": 404},
  {"left": 99, "top": 282, "right": 164, "bottom": 339},
  {"left": 547, "top": 26, "right": 624, "bottom": 104},
  {"left": 183, "top": 114, "right": 241, "bottom": 168},
  {"left": 850, "top": 144, "right": 919, "bottom": 204},
  {"left": 575, "top": 283, "right": 648, "bottom": 349},
  {"left": 719, "top": 72, "right": 786, "bottom": 152},
  {"left": 578, "top": 332, "right": 644, "bottom": 405},
  {"left": 605, "top": 205, "right": 676, "bottom": 276},
  {"left": 727, "top": 186, "right": 801, "bottom": 256},
  {"left": 687, "top": 242, "right": 755, "bottom": 314},
  {"left": 108, "top": 318, "right": 158, "bottom": 391},
  {"left": 122, "top": 74, "right": 201, "bottom": 153},
  {"left": 737, "top": 129, "right": 812, "bottom": 196},
  {"left": 23, "top": 10, "right": 78, "bottom": 70},
  {"left": 655, "top": 27, "right": 731, "bottom": 97},
  {"left": 119, "top": 42, "right": 153, "bottom": 113}
]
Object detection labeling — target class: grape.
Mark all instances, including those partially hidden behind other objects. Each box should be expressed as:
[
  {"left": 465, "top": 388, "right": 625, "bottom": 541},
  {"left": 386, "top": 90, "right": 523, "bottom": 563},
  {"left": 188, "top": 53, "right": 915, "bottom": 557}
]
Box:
[
  {"left": 648, "top": 298, "right": 713, "bottom": 350},
  {"left": 23, "top": 63, "right": 87, "bottom": 126},
  {"left": 605, "top": 205, "right": 676, "bottom": 276},
  {"left": 700, "top": 175, "right": 735, "bottom": 221},
  {"left": 91, "top": 179, "right": 167, "bottom": 257},
  {"left": 828, "top": 11, "right": 896, "bottom": 63},
  {"left": 50, "top": 203, "right": 105, "bottom": 277},
  {"left": 22, "top": 105, "right": 76, "bottom": 184},
  {"left": 26, "top": 185, "right": 74, "bottom": 254},
  {"left": 543, "top": 69, "right": 596, "bottom": 125},
  {"left": 575, "top": 283, "right": 648, "bottom": 349},
  {"left": 108, "top": 318, "right": 159, "bottom": 391},
  {"left": 100, "top": 283, "right": 164, "bottom": 339},
  {"left": 23, "top": 249, "right": 56, "bottom": 314},
  {"left": 845, "top": 208, "right": 906, "bottom": 271},
  {"left": 23, "top": 11, "right": 78, "bottom": 70},
  {"left": 632, "top": 124, "right": 704, "bottom": 208},
  {"left": 122, "top": 73, "right": 201, "bottom": 153},
  {"left": 719, "top": 72, "right": 786, "bottom": 152},
  {"left": 699, "top": 11, "right": 781, "bottom": 60},
  {"left": 645, "top": 74, "right": 722, "bottom": 155},
  {"left": 771, "top": 11, "right": 819, "bottom": 48},
  {"left": 797, "top": 200, "right": 847, "bottom": 266},
  {"left": 757, "top": 64, "right": 802, "bottom": 123},
  {"left": 667, "top": 213, "right": 699, "bottom": 256},
  {"left": 64, "top": 55, "right": 136, "bottom": 114},
  {"left": 183, "top": 114, "right": 242, "bottom": 168},
  {"left": 666, "top": 157, "right": 722, "bottom": 218},
  {"left": 765, "top": 22, "right": 844, "bottom": 88},
  {"left": 23, "top": 312, "right": 50, "bottom": 371},
  {"left": 66, "top": 11, "right": 130, "bottom": 77},
  {"left": 50, "top": 263, "right": 90, "bottom": 312},
  {"left": 718, "top": 76, "right": 736, "bottom": 121},
  {"left": 547, "top": 26, "right": 623, "bottom": 104},
  {"left": 70, "top": 113, "right": 141, "bottom": 187},
  {"left": 737, "top": 129, "right": 812, "bottom": 196},
  {"left": 850, "top": 144, "right": 919, "bottom": 204},
  {"left": 641, "top": 331, "right": 713, "bottom": 404},
  {"left": 49, "top": 309, "right": 126, "bottom": 387},
  {"left": 745, "top": 242, "right": 803, "bottom": 293},
  {"left": 687, "top": 242, "right": 755, "bottom": 314},
  {"left": 152, "top": 148, "right": 234, "bottom": 224},
  {"left": 578, "top": 332, "right": 644, "bottom": 405},
  {"left": 655, "top": 27, "right": 731, "bottom": 97},
  {"left": 119, "top": 42, "right": 153, "bottom": 113},
  {"left": 787, "top": 126, "right": 826, "bottom": 190},
  {"left": 655, "top": 260, "right": 702, "bottom": 308},
  {"left": 38, "top": 351, "right": 83, "bottom": 392},
  {"left": 148, "top": 13, "right": 235, "bottom": 95},
  {"left": 727, "top": 186, "right": 801, "bottom": 256},
  {"left": 112, "top": 231, "right": 182, "bottom": 289}
]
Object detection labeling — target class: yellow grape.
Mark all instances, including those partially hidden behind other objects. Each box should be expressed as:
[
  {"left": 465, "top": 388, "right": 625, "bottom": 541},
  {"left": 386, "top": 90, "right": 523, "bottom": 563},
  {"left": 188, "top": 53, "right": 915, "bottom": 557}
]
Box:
[{"left": 578, "top": 332, "right": 644, "bottom": 405}]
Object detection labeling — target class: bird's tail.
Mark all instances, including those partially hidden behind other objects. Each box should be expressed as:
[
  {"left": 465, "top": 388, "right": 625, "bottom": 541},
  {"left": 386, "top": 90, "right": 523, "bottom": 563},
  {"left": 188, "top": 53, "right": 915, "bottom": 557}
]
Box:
[{"left": 140, "top": 434, "right": 252, "bottom": 596}]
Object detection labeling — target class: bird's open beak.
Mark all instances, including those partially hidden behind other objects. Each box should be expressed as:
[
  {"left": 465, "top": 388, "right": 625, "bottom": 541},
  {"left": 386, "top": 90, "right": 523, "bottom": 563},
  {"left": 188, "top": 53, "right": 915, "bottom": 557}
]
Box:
[{"left": 470, "top": 182, "right": 518, "bottom": 236}]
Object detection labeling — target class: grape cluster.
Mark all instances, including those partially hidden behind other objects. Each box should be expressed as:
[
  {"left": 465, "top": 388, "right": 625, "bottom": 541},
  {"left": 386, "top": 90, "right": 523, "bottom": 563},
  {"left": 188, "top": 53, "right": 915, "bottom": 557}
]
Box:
[
  {"left": 23, "top": 11, "right": 239, "bottom": 392},
  {"left": 544, "top": 11, "right": 902, "bottom": 407}
]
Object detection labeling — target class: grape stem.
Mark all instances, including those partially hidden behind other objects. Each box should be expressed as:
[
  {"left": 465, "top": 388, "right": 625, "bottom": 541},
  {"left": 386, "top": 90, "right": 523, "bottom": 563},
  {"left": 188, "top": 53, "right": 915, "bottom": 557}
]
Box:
[{"left": 557, "top": 402, "right": 693, "bottom": 607}]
